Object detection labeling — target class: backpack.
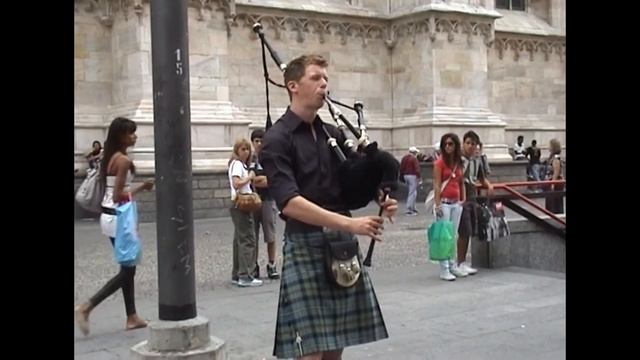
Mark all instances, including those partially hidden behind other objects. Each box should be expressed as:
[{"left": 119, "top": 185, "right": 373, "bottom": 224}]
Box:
[
  {"left": 544, "top": 155, "right": 565, "bottom": 180},
  {"left": 75, "top": 167, "right": 105, "bottom": 213},
  {"left": 476, "top": 203, "right": 492, "bottom": 241},
  {"left": 478, "top": 201, "right": 510, "bottom": 241}
]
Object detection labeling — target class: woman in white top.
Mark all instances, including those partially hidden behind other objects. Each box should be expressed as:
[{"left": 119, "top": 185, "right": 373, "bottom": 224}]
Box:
[
  {"left": 75, "top": 117, "right": 154, "bottom": 336},
  {"left": 228, "top": 138, "right": 263, "bottom": 287}
]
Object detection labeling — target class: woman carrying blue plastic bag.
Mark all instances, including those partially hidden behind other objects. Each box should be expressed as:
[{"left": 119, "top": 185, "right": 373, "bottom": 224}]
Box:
[
  {"left": 74, "top": 117, "right": 154, "bottom": 336},
  {"left": 115, "top": 200, "right": 142, "bottom": 267},
  {"left": 430, "top": 133, "right": 467, "bottom": 281}
]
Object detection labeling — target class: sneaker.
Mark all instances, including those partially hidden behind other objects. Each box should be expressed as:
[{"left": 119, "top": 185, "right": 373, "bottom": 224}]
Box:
[
  {"left": 230, "top": 277, "right": 239, "bottom": 285},
  {"left": 459, "top": 262, "right": 478, "bottom": 275},
  {"left": 238, "top": 277, "right": 263, "bottom": 287},
  {"left": 440, "top": 268, "right": 456, "bottom": 281},
  {"left": 450, "top": 263, "right": 468, "bottom": 277},
  {"left": 439, "top": 261, "right": 456, "bottom": 281},
  {"left": 267, "top": 263, "right": 280, "bottom": 279}
]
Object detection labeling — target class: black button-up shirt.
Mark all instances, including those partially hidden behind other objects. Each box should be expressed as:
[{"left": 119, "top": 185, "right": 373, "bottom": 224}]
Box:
[{"left": 260, "top": 107, "right": 349, "bottom": 214}]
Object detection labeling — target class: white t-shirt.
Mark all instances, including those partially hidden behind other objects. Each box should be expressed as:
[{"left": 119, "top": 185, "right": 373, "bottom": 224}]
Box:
[
  {"left": 228, "top": 159, "right": 253, "bottom": 200},
  {"left": 514, "top": 142, "right": 526, "bottom": 159}
]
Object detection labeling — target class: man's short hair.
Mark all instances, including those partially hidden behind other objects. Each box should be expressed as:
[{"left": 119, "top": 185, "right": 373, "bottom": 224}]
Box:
[
  {"left": 463, "top": 130, "right": 480, "bottom": 144},
  {"left": 251, "top": 129, "right": 265, "bottom": 141},
  {"left": 283, "top": 54, "right": 328, "bottom": 98}
]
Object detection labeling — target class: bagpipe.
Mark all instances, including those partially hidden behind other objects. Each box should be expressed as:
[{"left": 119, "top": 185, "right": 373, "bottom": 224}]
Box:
[{"left": 252, "top": 22, "right": 400, "bottom": 266}]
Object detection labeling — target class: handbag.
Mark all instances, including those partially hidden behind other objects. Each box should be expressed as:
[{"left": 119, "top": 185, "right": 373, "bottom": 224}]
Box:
[
  {"left": 325, "top": 232, "right": 362, "bottom": 288},
  {"left": 234, "top": 192, "right": 262, "bottom": 212},
  {"left": 75, "top": 167, "right": 104, "bottom": 213},
  {"left": 114, "top": 200, "right": 142, "bottom": 267},
  {"left": 427, "top": 219, "right": 455, "bottom": 261},
  {"left": 425, "top": 164, "right": 458, "bottom": 213},
  {"left": 230, "top": 159, "right": 262, "bottom": 212}
]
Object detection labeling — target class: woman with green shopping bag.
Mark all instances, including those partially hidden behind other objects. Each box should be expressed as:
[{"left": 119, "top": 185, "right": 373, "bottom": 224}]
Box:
[
  {"left": 428, "top": 219, "right": 455, "bottom": 262},
  {"left": 429, "top": 133, "right": 466, "bottom": 281}
]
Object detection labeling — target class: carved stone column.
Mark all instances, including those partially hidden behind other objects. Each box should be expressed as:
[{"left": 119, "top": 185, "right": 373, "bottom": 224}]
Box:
[
  {"left": 74, "top": 0, "right": 122, "bottom": 172},
  {"left": 549, "top": 0, "right": 565, "bottom": 31},
  {"left": 390, "top": 10, "right": 511, "bottom": 160},
  {"left": 105, "top": 2, "right": 156, "bottom": 171},
  {"left": 77, "top": 0, "right": 244, "bottom": 172}
]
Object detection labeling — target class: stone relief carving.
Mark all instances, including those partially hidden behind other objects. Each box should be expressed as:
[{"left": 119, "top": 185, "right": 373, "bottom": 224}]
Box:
[
  {"left": 234, "top": 12, "right": 498, "bottom": 51},
  {"left": 234, "top": 13, "right": 386, "bottom": 47},
  {"left": 233, "top": 11, "right": 562, "bottom": 62},
  {"left": 81, "top": 0, "right": 236, "bottom": 27},
  {"left": 120, "top": 0, "right": 144, "bottom": 21},
  {"left": 494, "top": 37, "right": 565, "bottom": 61},
  {"left": 77, "top": 1, "right": 563, "bottom": 62},
  {"left": 389, "top": 16, "right": 495, "bottom": 47},
  {"left": 83, "top": 0, "right": 114, "bottom": 27},
  {"left": 190, "top": 0, "right": 236, "bottom": 24},
  {"left": 82, "top": 0, "right": 144, "bottom": 25}
]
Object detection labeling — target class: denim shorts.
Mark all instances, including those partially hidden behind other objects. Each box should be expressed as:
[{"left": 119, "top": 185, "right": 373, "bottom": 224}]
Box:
[{"left": 459, "top": 201, "right": 481, "bottom": 238}]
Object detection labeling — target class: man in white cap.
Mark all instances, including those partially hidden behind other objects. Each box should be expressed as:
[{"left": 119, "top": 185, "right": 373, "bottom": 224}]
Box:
[{"left": 399, "top": 146, "right": 421, "bottom": 215}]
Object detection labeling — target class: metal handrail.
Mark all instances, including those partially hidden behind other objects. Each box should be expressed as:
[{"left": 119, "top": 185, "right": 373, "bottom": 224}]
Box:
[{"left": 476, "top": 180, "right": 566, "bottom": 227}]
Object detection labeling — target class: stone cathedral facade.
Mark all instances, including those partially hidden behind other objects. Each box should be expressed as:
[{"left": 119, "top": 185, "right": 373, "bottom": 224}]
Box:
[{"left": 74, "top": 0, "right": 565, "bottom": 173}]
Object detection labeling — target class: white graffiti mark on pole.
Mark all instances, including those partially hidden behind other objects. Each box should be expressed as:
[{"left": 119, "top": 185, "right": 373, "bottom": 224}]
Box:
[
  {"left": 176, "top": 240, "right": 191, "bottom": 274},
  {"left": 181, "top": 254, "right": 192, "bottom": 275},
  {"left": 175, "top": 206, "right": 191, "bottom": 274},
  {"left": 170, "top": 205, "right": 185, "bottom": 224}
]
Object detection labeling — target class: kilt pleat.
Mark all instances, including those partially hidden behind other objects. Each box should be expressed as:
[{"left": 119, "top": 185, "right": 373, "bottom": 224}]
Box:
[{"left": 273, "top": 230, "right": 388, "bottom": 358}]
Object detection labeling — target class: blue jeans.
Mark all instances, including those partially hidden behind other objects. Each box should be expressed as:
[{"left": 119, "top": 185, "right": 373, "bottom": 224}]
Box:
[
  {"left": 437, "top": 202, "right": 463, "bottom": 236},
  {"left": 530, "top": 163, "right": 541, "bottom": 181},
  {"left": 404, "top": 175, "right": 418, "bottom": 212}
]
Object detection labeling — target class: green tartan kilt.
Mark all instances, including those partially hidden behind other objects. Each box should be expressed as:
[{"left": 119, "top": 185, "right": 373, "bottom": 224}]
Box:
[{"left": 273, "top": 230, "right": 388, "bottom": 358}]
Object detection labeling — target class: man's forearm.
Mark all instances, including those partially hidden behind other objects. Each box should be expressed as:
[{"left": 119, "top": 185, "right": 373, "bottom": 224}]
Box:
[
  {"left": 253, "top": 175, "right": 268, "bottom": 188},
  {"left": 282, "top": 195, "right": 351, "bottom": 232}
]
